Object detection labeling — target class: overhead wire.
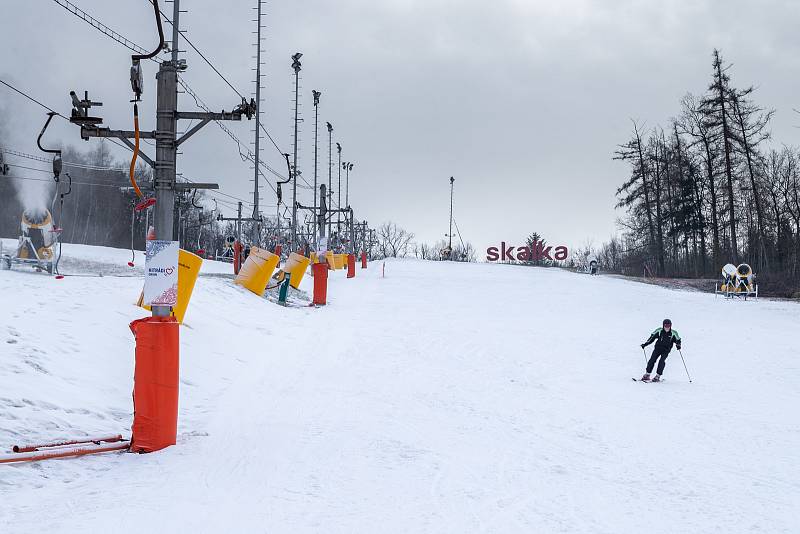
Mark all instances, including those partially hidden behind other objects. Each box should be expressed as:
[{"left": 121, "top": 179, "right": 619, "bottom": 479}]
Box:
[
  {"left": 1, "top": 148, "right": 130, "bottom": 171},
  {"left": 0, "top": 75, "right": 267, "bottom": 220},
  {"left": 43, "top": 2, "right": 314, "bottom": 221},
  {"left": 150, "top": 0, "right": 290, "bottom": 178},
  {"left": 145, "top": 0, "right": 309, "bottom": 196},
  {"left": 176, "top": 77, "right": 286, "bottom": 190},
  {"left": 50, "top": 0, "right": 287, "bottom": 189},
  {"left": 2, "top": 150, "right": 268, "bottom": 215},
  {"left": 148, "top": 0, "right": 243, "bottom": 99},
  {"left": 53, "top": 0, "right": 161, "bottom": 63},
  {"left": 0, "top": 78, "right": 65, "bottom": 117},
  {"left": 3, "top": 173, "right": 135, "bottom": 190},
  {"left": 7, "top": 162, "right": 59, "bottom": 174},
  {"left": 453, "top": 218, "right": 468, "bottom": 251},
  {"left": 145, "top": 0, "right": 288, "bottom": 159},
  {"left": 97, "top": 0, "right": 322, "bottom": 216}
]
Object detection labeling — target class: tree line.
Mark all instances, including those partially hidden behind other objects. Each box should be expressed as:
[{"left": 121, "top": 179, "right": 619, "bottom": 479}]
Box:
[
  {"left": 610, "top": 49, "right": 800, "bottom": 297},
  {"left": 0, "top": 141, "right": 273, "bottom": 259},
  {"left": 1, "top": 139, "right": 418, "bottom": 263}
]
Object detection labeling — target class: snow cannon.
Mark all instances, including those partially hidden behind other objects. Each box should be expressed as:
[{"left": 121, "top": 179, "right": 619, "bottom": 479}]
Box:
[
  {"left": 20, "top": 209, "right": 57, "bottom": 260},
  {"left": 734, "top": 263, "right": 755, "bottom": 293},
  {"left": 1, "top": 209, "right": 59, "bottom": 274},
  {"left": 215, "top": 235, "right": 236, "bottom": 263},
  {"left": 719, "top": 263, "right": 737, "bottom": 292},
  {"left": 275, "top": 252, "right": 311, "bottom": 290},
  {"left": 234, "top": 246, "right": 279, "bottom": 296},
  {"left": 715, "top": 262, "right": 758, "bottom": 299}
]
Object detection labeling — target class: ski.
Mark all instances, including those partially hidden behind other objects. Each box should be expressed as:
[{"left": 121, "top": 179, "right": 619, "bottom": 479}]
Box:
[{"left": 631, "top": 377, "right": 665, "bottom": 382}]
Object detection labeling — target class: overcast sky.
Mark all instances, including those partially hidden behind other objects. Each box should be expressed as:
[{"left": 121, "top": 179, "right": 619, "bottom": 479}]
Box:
[{"left": 3, "top": 0, "right": 800, "bottom": 255}]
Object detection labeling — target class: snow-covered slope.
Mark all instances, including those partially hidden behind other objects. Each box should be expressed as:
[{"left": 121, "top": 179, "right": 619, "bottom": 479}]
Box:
[{"left": 1, "top": 245, "right": 798, "bottom": 533}]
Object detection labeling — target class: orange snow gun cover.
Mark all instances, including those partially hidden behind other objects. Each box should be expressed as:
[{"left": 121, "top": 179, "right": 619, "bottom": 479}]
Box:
[{"left": 129, "top": 316, "right": 179, "bottom": 453}]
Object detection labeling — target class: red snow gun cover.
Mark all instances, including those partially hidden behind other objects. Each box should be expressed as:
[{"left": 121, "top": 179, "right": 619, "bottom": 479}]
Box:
[
  {"left": 312, "top": 262, "right": 328, "bottom": 305},
  {"left": 129, "top": 316, "right": 180, "bottom": 453}
]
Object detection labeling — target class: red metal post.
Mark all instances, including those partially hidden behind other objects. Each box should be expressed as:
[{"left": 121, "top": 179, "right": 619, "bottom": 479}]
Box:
[
  {"left": 312, "top": 262, "right": 328, "bottom": 305},
  {"left": 233, "top": 240, "right": 243, "bottom": 275}
]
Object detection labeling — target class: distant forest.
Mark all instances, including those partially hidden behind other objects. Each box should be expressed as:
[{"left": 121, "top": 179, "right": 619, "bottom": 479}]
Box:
[
  {"left": 604, "top": 49, "right": 800, "bottom": 297},
  {"left": 0, "top": 138, "right": 394, "bottom": 261},
  {"left": 0, "top": 140, "right": 242, "bottom": 258}
]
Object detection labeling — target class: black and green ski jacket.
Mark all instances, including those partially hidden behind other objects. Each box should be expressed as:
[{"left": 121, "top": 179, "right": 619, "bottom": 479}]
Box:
[{"left": 642, "top": 327, "right": 681, "bottom": 352}]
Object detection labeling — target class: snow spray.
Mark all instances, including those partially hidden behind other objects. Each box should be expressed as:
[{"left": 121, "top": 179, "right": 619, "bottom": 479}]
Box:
[{"left": 13, "top": 179, "right": 52, "bottom": 223}]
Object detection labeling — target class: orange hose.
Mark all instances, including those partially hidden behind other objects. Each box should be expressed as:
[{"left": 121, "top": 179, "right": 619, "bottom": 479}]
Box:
[
  {"left": 0, "top": 442, "right": 129, "bottom": 464},
  {"left": 13, "top": 434, "right": 123, "bottom": 453},
  {"left": 129, "top": 103, "right": 143, "bottom": 198}
]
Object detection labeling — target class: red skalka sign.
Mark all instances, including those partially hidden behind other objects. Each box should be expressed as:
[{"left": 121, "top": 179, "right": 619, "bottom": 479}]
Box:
[{"left": 486, "top": 241, "right": 568, "bottom": 262}]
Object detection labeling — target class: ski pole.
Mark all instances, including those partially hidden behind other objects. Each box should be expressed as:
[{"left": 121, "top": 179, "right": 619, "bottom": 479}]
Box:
[
  {"left": 678, "top": 349, "right": 692, "bottom": 383},
  {"left": 641, "top": 346, "right": 648, "bottom": 367}
]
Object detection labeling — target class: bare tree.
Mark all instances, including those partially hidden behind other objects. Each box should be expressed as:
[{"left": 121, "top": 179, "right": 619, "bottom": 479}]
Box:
[
  {"left": 701, "top": 49, "right": 740, "bottom": 261},
  {"left": 615, "top": 121, "right": 659, "bottom": 272},
  {"left": 682, "top": 93, "right": 721, "bottom": 270},
  {"left": 730, "top": 89, "right": 774, "bottom": 270},
  {"left": 607, "top": 49, "right": 800, "bottom": 296},
  {"left": 376, "top": 222, "right": 414, "bottom": 258}
]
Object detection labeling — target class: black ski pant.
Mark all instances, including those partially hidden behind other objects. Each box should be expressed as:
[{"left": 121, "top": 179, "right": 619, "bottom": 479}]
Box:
[{"left": 646, "top": 347, "right": 670, "bottom": 375}]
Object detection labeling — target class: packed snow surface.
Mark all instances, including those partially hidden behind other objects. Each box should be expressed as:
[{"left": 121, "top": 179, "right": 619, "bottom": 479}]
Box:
[{"left": 1, "top": 242, "right": 798, "bottom": 533}]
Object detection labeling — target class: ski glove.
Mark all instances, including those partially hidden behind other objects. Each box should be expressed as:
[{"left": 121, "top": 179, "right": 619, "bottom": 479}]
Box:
[
  {"left": 640, "top": 343, "right": 646, "bottom": 349},
  {"left": 676, "top": 342, "right": 682, "bottom": 350}
]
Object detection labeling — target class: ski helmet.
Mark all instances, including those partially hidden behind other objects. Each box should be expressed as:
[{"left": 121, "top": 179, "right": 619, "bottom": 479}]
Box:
[{"left": 663, "top": 318, "right": 672, "bottom": 326}]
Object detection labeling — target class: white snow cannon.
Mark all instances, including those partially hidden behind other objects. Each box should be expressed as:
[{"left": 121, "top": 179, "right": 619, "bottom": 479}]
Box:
[
  {"left": 715, "top": 262, "right": 758, "bottom": 299},
  {"left": 216, "top": 235, "right": 236, "bottom": 262},
  {"left": 586, "top": 257, "right": 599, "bottom": 275},
  {"left": 719, "top": 263, "right": 737, "bottom": 290},
  {"left": 0, "top": 209, "right": 59, "bottom": 274}
]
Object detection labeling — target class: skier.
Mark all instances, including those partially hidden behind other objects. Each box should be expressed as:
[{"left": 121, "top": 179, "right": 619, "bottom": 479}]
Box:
[{"left": 640, "top": 319, "right": 681, "bottom": 382}]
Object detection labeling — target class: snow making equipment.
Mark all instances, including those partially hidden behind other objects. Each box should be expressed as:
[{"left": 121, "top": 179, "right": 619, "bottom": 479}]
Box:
[
  {"left": 715, "top": 263, "right": 758, "bottom": 299},
  {"left": 720, "top": 263, "right": 737, "bottom": 290},
  {"left": 716, "top": 263, "right": 737, "bottom": 296},
  {"left": 734, "top": 263, "right": 757, "bottom": 295},
  {"left": 216, "top": 235, "right": 236, "bottom": 263},
  {"left": 586, "top": 257, "right": 599, "bottom": 275},
  {"left": 271, "top": 252, "right": 311, "bottom": 290},
  {"left": 1, "top": 209, "right": 60, "bottom": 274},
  {"left": 234, "top": 246, "right": 280, "bottom": 296}
]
